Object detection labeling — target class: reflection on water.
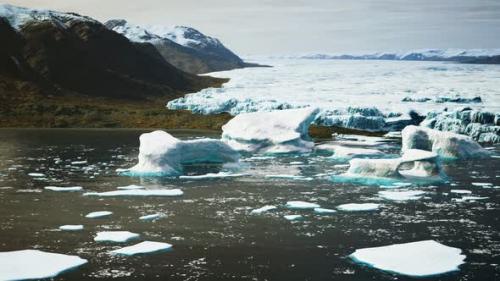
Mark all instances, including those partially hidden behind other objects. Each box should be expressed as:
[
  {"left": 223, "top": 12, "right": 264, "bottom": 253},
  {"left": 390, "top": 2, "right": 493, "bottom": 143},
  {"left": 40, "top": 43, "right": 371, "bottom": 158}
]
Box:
[{"left": 0, "top": 129, "right": 499, "bottom": 280}]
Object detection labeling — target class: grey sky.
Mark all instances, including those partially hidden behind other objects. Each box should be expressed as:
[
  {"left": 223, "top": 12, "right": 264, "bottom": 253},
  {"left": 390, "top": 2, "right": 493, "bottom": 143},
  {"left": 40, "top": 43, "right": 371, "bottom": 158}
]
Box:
[{"left": 5, "top": 0, "right": 500, "bottom": 55}]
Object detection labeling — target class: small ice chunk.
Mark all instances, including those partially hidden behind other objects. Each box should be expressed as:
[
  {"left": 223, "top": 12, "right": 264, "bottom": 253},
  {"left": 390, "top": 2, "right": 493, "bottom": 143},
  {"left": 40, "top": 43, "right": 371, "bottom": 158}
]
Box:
[
  {"left": 250, "top": 205, "right": 277, "bottom": 215},
  {"left": 44, "top": 186, "right": 83, "bottom": 192},
  {"left": 139, "top": 213, "right": 163, "bottom": 220},
  {"left": 337, "top": 203, "right": 380, "bottom": 211},
  {"left": 450, "top": 189, "right": 472, "bottom": 194},
  {"left": 378, "top": 190, "right": 426, "bottom": 201},
  {"left": 286, "top": 201, "right": 320, "bottom": 209},
  {"left": 453, "top": 196, "right": 489, "bottom": 202},
  {"left": 265, "top": 174, "right": 313, "bottom": 181},
  {"left": 94, "top": 231, "right": 140, "bottom": 243},
  {"left": 109, "top": 241, "right": 172, "bottom": 256},
  {"left": 117, "top": 184, "right": 145, "bottom": 190},
  {"left": 85, "top": 211, "right": 112, "bottom": 218},
  {"left": 83, "top": 189, "right": 183, "bottom": 197},
  {"left": 471, "top": 182, "right": 492, "bottom": 187},
  {"left": 384, "top": 131, "right": 402, "bottom": 138},
  {"left": 71, "top": 160, "right": 87, "bottom": 165},
  {"left": 328, "top": 145, "right": 383, "bottom": 159},
  {"left": 59, "top": 225, "right": 84, "bottom": 231},
  {"left": 179, "top": 172, "right": 248, "bottom": 179},
  {"left": 350, "top": 240, "right": 465, "bottom": 277},
  {"left": 314, "top": 208, "right": 337, "bottom": 214},
  {"left": 0, "top": 249, "right": 87, "bottom": 280},
  {"left": 28, "top": 173, "right": 45, "bottom": 177},
  {"left": 284, "top": 215, "right": 303, "bottom": 221}
]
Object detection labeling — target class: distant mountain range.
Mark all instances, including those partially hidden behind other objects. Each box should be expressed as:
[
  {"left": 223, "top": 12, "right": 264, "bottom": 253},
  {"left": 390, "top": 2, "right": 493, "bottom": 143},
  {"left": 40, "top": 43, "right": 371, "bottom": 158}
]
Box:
[{"left": 293, "top": 49, "right": 500, "bottom": 64}]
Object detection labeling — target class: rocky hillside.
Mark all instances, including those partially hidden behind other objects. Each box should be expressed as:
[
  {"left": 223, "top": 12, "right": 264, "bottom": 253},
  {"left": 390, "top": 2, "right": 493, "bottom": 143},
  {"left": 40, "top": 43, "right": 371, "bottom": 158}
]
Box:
[{"left": 105, "top": 19, "right": 260, "bottom": 74}]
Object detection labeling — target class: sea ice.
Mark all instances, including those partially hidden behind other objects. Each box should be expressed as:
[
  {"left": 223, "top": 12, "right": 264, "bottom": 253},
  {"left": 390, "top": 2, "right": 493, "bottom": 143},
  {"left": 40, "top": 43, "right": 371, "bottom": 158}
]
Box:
[
  {"left": 314, "top": 207, "right": 337, "bottom": 214},
  {"left": 221, "top": 108, "right": 319, "bottom": 154},
  {"left": 85, "top": 211, "right": 112, "bottom": 218},
  {"left": 350, "top": 240, "right": 465, "bottom": 277},
  {"left": 117, "top": 184, "right": 145, "bottom": 190},
  {"left": 59, "top": 225, "right": 84, "bottom": 231},
  {"left": 378, "top": 190, "right": 426, "bottom": 201},
  {"left": 286, "top": 201, "right": 320, "bottom": 209},
  {"left": 94, "top": 231, "right": 140, "bottom": 243},
  {"left": 337, "top": 203, "right": 380, "bottom": 211},
  {"left": 124, "top": 130, "right": 239, "bottom": 176},
  {"left": 44, "top": 186, "right": 83, "bottom": 192},
  {"left": 109, "top": 241, "right": 173, "bottom": 256},
  {"left": 250, "top": 205, "right": 277, "bottom": 215},
  {"left": 0, "top": 249, "right": 87, "bottom": 280},
  {"left": 84, "top": 189, "right": 183, "bottom": 197},
  {"left": 284, "top": 215, "right": 303, "bottom": 221}
]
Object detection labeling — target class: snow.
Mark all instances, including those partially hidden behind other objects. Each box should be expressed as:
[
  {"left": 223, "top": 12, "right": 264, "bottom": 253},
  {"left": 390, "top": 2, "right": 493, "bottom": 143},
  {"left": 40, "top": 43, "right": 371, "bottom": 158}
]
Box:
[
  {"left": 59, "top": 225, "right": 84, "bottom": 231},
  {"left": 83, "top": 189, "right": 183, "bottom": 197},
  {"left": 139, "top": 213, "right": 163, "bottom": 220},
  {"left": 286, "top": 201, "right": 320, "bottom": 209},
  {"left": 179, "top": 172, "right": 248, "bottom": 179},
  {"left": 337, "top": 203, "right": 380, "bottom": 211},
  {"left": 221, "top": 108, "right": 319, "bottom": 154},
  {"left": 0, "top": 249, "right": 87, "bottom": 280},
  {"left": 250, "top": 205, "right": 277, "bottom": 215},
  {"left": 450, "top": 189, "right": 472, "bottom": 194},
  {"left": 109, "top": 241, "right": 172, "bottom": 256},
  {"left": 402, "top": 126, "right": 490, "bottom": 159},
  {"left": 350, "top": 240, "right": 466, "bottom": 277},
  {"left": 117, "top": 184, "right": 144, "bottom": 190},
  {"left": 44, "top": 186, "right": 83, "bottom": 192},
  {"left": 314, "top": 208, "right": 337, "bottom": 214},
  {"left": 85, "top": 211, "right": 112, "bottom": 218},
  {"left": 378, "top": 190, "right": 426, "bottom": 201},
  {"left": 284, "top": 215, "right": 303, "bottom": 221},
  {"left": 123, "top": 130, "right": 239, "bottom": 176},
  {"left": 28, "top": 172, "right": 45, "bottom": 177},
  {"left": 94, "top": 231, "right": 140, "bottom": 243}
]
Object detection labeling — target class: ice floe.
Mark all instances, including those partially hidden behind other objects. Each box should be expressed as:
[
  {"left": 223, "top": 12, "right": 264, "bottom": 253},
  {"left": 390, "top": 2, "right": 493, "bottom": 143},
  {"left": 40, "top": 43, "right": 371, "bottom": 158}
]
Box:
[
  {"left": 71, "top": 160, "right": 88, "bottom": 165},
  {"left": 453, "top": 196, "right": 489, "bottom": 202},
  {"left": 378, "top": 190, "right": 426, "bottom": 201},
  {"left": 85, "top": 211, "right": 112, "bottom": 218},
  {"left": 44, "top": 186, "right": 83, "bottom": 192},
  {"left": 328, "top": 146, "right": 383, "bottom": 159},
  {"left": 450, "top": 189, "right": 472, "bottom": 194},
  {"left": 139, "top": 213, "right": 163, "bottom": 220},
  {"left": 59, "top": 225, "right": 84, "bottom": 231},
  {"left": 124, "top": 130, "right": 239, "bottom": 176},
  {"left": 314, "top": 208, "right": 337, "bottom": 214},
  {"left": 250, "top": 205, "right": 277, "bottom": 215},
  {"left": 265, "top": 174, "right": 313, "bottom": 181},
  {"left": 94, "top": 231, "right": 140, "bottom": 243},
  {"left": 350, "top": 240, "right": 465, "bottom": 277},
  {"left": 117, "top": 184, "right": 145, "bottom": 190},
  {"left": 286, "top": 201, "right": 320, "bottom": 209},
  {"left": 179, "top": 172, "right": 248, "bottom": 179},
  {"left": 402, "top": 125, "right": 490, "bottom": 159},
  {"left": 109, "top": 241, "right": 172, "bottom": 256},
  {"left": 84, "top": 189, "right": 183, "bottom": 197},
  {"left": 471, "top": 182, "right": 493, "bottom": 187},
  {"left": 284, "top": 215, "right": 303, "bottom": 221},
  {"left": 0, "top": 249, "right": 87, "bottom": 280},
  {"left": 337, "top": 203, "right": 380, "bottom": 211},
  {"left": 221, "top": 108, "right": 319, "bottom": 154},
  {"left": 28, "top": 172, "right": 45, "bottom": 177}
]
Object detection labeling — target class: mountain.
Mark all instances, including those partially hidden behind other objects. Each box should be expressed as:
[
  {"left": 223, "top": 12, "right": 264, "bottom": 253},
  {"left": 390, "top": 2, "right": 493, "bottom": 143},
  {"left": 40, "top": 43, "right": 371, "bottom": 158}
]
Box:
[
  {"left": 105, "top": 19, "right": 260, "bottom": 74},
  {"left": 0, "top": 4, "right": 229, "bottom": 128},
  {"left": 295, "top": 49, "right": 500, "bottom": 64}
]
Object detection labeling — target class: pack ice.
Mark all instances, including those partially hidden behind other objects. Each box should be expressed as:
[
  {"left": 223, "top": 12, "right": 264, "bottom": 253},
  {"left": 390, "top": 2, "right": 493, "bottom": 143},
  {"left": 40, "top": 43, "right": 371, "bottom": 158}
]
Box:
[
  {"left": 0, "top": 249, "right": 87, "bottom": 280},
  {"left": 221, "top": 108, "right": 319, "bottom": 154},
  {"left": 350, "top": 240, "right": 465, "bottom": 277},
  {"left": 124, "top": 130, "right": 239, "bottom": 176}
]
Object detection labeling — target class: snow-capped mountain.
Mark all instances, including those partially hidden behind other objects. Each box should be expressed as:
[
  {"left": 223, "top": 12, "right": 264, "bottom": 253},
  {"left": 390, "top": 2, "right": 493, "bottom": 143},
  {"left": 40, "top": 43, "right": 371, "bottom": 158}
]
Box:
[{"left": 105, "top": 19, "right": 255, "bottom": 74}]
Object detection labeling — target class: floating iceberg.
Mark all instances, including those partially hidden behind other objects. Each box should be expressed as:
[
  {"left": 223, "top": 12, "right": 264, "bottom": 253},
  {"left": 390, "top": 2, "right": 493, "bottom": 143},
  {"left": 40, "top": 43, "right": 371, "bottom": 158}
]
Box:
[
  {"left": 350, "top": 240, "right": 465, "bottom": 277},
  {"left": 59, "top": 225, "right": 84, "bottom": 231},
  {"left": 286, "top": 201, "right": 320, "bottom": 209},
  {"left": 94, "top": 231, "right": 140, "bottom": 243},
  {"left": 378, "top": 190, "right": 426, "bottom": 201},
  {"left": 250, "top": 205, "right": 277, "bottom": 215},
  {"left": 139, "top": 213, "right": 163, "bottom": 220},
  {"left": 450, "top": 189, "right": 472, "bottom": 194},
  {"left": 85, "top": 211, "right": 112, "bottom": 218},
  {"left": 71, "top": 160, "right": 88, "bottom": 165},
  {"left": 117, "top": 184, "right": 145, "bottom": 190},
  {"left": 284, "top": 215, "right": 303, "bottom": 221},
  {"left": 221, "top": 108, "right": 319, "bottom": 154},
  {"left": 314, "top": 207, "right": 337, "bottom": 214},
  {"left": 0, "top": 249, "right": 87, "bottom": 280},
  {"left": 471, "top": 182, "right": 493, "bottom": 187},
  {"left": 337, "top": 203, "right": 380, "bottom": 211},
  {"left": 327, "top": 146, "right": 383, "bottom": 159},
  {"left": 124, "top": 130, "right": 239, "bottom": 176},
  {"left": 453, "top": 196, "right": 489, "bottom": 202},
  {"left": 83, "top": 189, "right": 183, "bottom": 197},
  {"left": 402, "top": 125, "right": 490, "bottom": 159},
  {"left": 28, "top": 173, "right": 45, "bottom": 177},
  {"left": 109, "top": 241, "right": 172, "bottom": 256},
  {"left": 179, "top": 172, "right": 248, "bottom": 179},
  {"left": 45, "top": 186, "right": 83, "bottom": 192},
  {"left": 265, "top": 174, "right": 313, "bottom": 181}
]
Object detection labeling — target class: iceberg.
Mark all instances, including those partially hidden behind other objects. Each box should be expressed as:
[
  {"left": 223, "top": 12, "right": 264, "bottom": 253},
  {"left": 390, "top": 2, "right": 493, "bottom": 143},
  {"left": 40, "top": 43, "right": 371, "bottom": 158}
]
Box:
[
  {"left": 44, "top": 186, "right": 83, "bottom": 192},
  {"left": 402, "top": 125, "right": 490, "bottom": 159},
  {"left": 327, "top": 146, "right": 383, "bottom": 159},
  {"left": 94, "top": 231, "right": 140, "bottom": 243},
  {"left": 83, "top": 189, "right": 183, "bottom": 197},
  {"left": 471, "top": 182, "right": 492, "bottom": 187},
  {"left": 139, "top": 213, "right": 163, "bottom": 220},
  {"left": 0, "top": 249, "right": 87, "bottom": 280},
  {"left": 313, "top": 207, "right": 337, "bottom": 214},
  {"left": 28, "top": 172, "right": 45, "bottom": 177},
  {"left": 250, "top": 205, "right": 277, "bottom": 215},
  {"left": 350, "top": 240, "right": 466, "bottom": 277},
  {"left": 450, "top": 189, "right": 472, "bottom": 194},
  {"left": 117, "top": 184, "right": 145, "bottom": 190},
  {"left": 221, "top": 108, "right": 319, "bottom": 154},
  {"left": 337, "top": 203, "right": 380, "bottom": 211},
  {"left": 124, "top": 130, "right": 239, "bottom": 176},
  {"left": 109, "top": 241, "right": 173, "bottom": 256},
  {"left": 59, "top": 225, "right": 84, "bottom": 231},
  {"left": 284, "top": 215, "right": 303, "bottom": 221},
  {"left": 179, "top": 172, "right": 248, "bottom": 179},
  {"left": 378, "top": 190, "right": 426, "bottom": 201},
  {"left": 85, "top": 211, "right": 112, "bottom": 218},
  {"left": 453, "top": 196, "right": 489, "bottom": 202},
  {"left": 265, "top": 174, "right": 313, "bottom": 181},
  {"left": 285, "top": 201, "right": 320, "bottom": 209}
]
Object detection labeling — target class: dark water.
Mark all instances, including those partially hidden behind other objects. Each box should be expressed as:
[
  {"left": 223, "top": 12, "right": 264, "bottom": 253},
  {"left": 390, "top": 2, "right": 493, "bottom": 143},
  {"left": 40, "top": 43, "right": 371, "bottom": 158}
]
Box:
[{"left": 0, "top": 129, "right": 499, "bottom": 281}]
